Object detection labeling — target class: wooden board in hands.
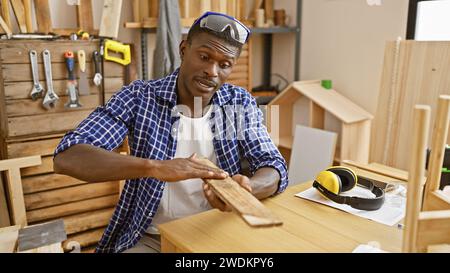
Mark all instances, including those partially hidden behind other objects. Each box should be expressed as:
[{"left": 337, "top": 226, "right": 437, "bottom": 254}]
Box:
[{"left": 198, "top": 158, "right": 283, "bottom": 228}]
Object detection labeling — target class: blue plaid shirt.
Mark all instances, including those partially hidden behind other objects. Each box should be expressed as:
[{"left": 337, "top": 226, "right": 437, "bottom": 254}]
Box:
[{"left": 54, "top": 69, "right": 288, "bottom": 253}]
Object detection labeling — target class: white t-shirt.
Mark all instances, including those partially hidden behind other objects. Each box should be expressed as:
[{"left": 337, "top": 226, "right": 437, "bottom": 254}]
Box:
[{"left": 147, "top": 107, "right": 216, "bottom": 234}]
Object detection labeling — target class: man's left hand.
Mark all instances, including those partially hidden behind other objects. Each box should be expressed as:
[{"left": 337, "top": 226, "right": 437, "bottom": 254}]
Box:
[{"left": 203, "top": 174, "right": 252, "bottom": 212}]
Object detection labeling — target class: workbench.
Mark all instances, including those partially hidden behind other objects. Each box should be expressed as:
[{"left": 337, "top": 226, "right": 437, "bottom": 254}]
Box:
[{"left": 158, "top": 182, "right": 403, "bottom": 253}]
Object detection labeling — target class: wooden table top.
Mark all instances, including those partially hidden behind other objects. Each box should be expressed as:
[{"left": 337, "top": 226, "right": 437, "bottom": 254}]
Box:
[{"left": 158, "top": 182, "right": 403, "bottom": 253}]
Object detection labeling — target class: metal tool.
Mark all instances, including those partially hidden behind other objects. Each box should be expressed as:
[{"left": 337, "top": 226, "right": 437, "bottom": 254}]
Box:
[
  {"left": 93, "top": 50, "right": 103, "bottom": 86},
  {"left": 29, "top": 50, "right": 44, "bottom": 100},
  {"left": 77, "top": 50, "right": 90, "bottom": 95},
  {"left": 18, "top": 220, "right": 67, "bottom": 252},
  {"left": 42, "top": 49, "right": 59, "bottom": 109},
  {"left": 64, "top": 51, "right": 82, "bottom": 108}
]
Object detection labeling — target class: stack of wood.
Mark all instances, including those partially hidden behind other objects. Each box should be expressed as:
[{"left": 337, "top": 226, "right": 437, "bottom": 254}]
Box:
[
  {"left": 126, "top": 0, "right": 249, "bottom": 29},
  {"left": 0, "top": 0, "right": 96, "bottom": 37}
]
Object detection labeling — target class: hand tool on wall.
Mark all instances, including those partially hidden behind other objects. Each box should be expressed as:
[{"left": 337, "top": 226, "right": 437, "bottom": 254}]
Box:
[
  {"left": 64, "top": 51, "right": 82, "bottom": 109},
  {"left": 17, "top": 220, "right": 67, "bottom": 252},
  {"left": 104, "top": 39, "right": 131, "bottom": 66},
  {"left": 92, "top": 50, "right": 102, "bottom": 86},
  {"left": 29, "top": 50, "right": 45, "bottom": 100},
  {"left": 42, "top": 49, "right": 59, "bottom": 109},
  {"left": 77, "top": 50, "right": 90, "bottom": 95}
]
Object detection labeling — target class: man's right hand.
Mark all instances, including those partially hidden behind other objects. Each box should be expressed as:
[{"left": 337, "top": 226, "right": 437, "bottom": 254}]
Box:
[{"left": 147, "top": 153, "right": 229, "bottom": 182}]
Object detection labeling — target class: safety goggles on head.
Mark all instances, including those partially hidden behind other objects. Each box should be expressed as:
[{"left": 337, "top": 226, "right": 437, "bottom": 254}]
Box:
[{"left": 192, "top": 11, "right": 251, "bottom": 45}]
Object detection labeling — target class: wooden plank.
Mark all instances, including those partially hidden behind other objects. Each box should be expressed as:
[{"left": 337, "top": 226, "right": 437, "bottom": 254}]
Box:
[
  {"left": 139, "top": 0, "right": 149, "bottom": 21},
  {"left": 179, "top": 0, "right": 189, "bottom": 19},
  {"left": 2, "top": 62, "right": 123, "bottom": 82},
  {"left": 371, "top": 41, "right": 450, "bottom": 170},
  {"left": 4, "top": 80, "right": 100, "bottom": 100},
  {"left": 198, "top": 158, "right": 282, "bottom": 227},
  {"left": 0, "top": 155, "right": 41, "bottom": 171},
  {"left": 219, "top": 0, "right": 227, "bottom": 14},
  {"left": 0, "top": 176, "right": 10, "bottom": 227},
  {"left": 8, "top": 110, "right": 93, "bottom": 138},
  {"left": 1, "top": 0, "right": 12, "bottom": 30},
  {"left": 424, "top": 191, "right": 450, "bottom": 211},
  {"left": 227, "top": 0, "right": 236, "bottom": 17},
  {"left": 7, "top": 138, "right": 61, "bottom": 158},
  {"left": 340, "top": 120, "right": 371, "bottom": 164},
  {"left": 24, "top": 182, "right": 119, "bottom": 210},
  {"left": 6, "top": 168, "right": 28, "bottom": 226},
  {"left": 20, "top": 156, "right": 52, "bottom": 177},
  {"left": 211, "top": 0, "right": 219, "bottom": 12},
  {"left": 424, "top": 95, "right": 450, "bottom": 208},
  {"left": 0, "top": 41, "right": 99, "bottom": 64},
  {"left": 0, "top": 225, "right": 20, "bottom": 253},
  {"left": 236, "top": 0, "right": 246, "bottom": 20},
  {"left": 416, "top": 210, "right": 450, "bottom": 252},
  {"left": 77, "top": 0, "right": 94, "bottom": 33},
  {"left": 23, "top": 0, "right": 33, "bottom": 33},
  {"left": 63, "top": 208, "right": 114, "bottom": 235},
  {"left": 63, "top": 227, "right": 104, "bottom": 251},
  {"left": 22, "top": 174, "right": 87, "bottom": 194},
  {"left": 200, "top": 0, "right": 210, "bottom": 15},
  {"left": 227, "top": 79, "right": 248, "bottom": 88},
  {"left": 291, "top": 82, "right": 373, "bottom": 124},
  {"left": 27, "top": 194, "right": 119, "bottom": 223},
  {"left": 189, "top": 0, "right": 201, "bottom": 19},
  {"left": 6, "top": 95, "right": 100, "bottom": 118},
  {"left": 10, "top": 0, "right": 27, "bottom": 33},
  {"left": 104, "top": 77, "right": 125, "bottom": 94},
  {"left": 0, "top": 14, "right": 11, "bottom": 37},
  {"left": 227, "top": 72, "right": 248, "bottom": 81},
  {"left": 310, "top": 102, "right": 325, "bottom": 129},
  {"left": 342, "top": 160, "right": 409, "bottom": 182},
  {"left": 402, "top": 105, "right": 430, "bottom": 253},
  {"left": 149, "top": 0, "right": 158, "bottom": 18},
  {"left": 99, "top": 0, "right": 123, "bottom": 39},
  {"left": 132, "top": 0, "right": 140, "bottom": 22},
  {"left": 23, "top": 173, "right": 87, "bottom": 195},
  {"left": 33, "top": 0, "right": 52, "bottom": 34},
  {"left": 264, "top": 0, "right": 274, "bottom": 25}
]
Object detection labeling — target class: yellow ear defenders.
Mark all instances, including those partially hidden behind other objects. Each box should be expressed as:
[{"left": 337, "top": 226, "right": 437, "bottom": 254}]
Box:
[{"left": 313, "top": 166, "right": 385, "bottom": 211}]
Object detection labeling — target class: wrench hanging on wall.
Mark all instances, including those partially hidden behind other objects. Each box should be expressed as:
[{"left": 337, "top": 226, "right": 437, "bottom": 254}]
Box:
[
  {"left": 42, "top": 49, "right": 59, "bottom": 109},
  {"left": 29, "top": 50, "right": 44, "bottom": 100}
]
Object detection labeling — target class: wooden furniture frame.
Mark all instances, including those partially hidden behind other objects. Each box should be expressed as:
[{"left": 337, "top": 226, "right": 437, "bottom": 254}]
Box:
[{"left": 403, "top": 95, "right": 450, "bottom": 253}]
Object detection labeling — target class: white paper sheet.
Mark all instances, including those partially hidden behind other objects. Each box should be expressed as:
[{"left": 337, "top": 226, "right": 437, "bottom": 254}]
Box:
[{"left": 295, "top": 185, "right": 406, "bottom": 226}]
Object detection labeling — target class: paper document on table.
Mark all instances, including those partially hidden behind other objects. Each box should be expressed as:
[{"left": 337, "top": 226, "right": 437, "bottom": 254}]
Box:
[{"left": 295, "top": 185, "right": 406, "bottom": 226}]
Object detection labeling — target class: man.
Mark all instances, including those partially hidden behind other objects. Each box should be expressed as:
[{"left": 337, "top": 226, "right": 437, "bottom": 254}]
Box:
[{"left": 53, "top": 12, "right": 288, "bottom": 253}]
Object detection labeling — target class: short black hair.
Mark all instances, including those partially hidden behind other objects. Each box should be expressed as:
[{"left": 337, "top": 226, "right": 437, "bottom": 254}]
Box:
[{"left": 186, "top": 23, "right": 243, "bottom": 55}]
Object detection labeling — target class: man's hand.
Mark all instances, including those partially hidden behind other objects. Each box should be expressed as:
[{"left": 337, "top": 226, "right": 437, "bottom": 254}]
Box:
[
  {"left": 148, "top": 154, "right": 229, "bottom": 182},
  {"left": 203, "top": 174, "right": 252, "bottom": 212}
]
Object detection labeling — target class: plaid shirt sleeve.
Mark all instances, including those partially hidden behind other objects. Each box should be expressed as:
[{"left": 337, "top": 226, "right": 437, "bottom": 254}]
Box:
[
  {"left": 54, "top": 81, "right": 140, "bottom": 157},
  {"left": 239, "top": 94, "right": 289, "bottom": 195}
]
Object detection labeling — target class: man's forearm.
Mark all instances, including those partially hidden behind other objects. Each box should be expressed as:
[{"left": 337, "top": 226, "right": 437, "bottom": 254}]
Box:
[
  {"left": 54, "top": 144, "right": 151, "bottom": 183},
  {"left": 250, "top": 167, "right": 281, "bottom": 199}
]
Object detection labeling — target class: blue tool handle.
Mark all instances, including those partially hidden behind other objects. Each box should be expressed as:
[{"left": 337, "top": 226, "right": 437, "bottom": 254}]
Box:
[{"left": 64, "top": 51, "right": 76, "bottom": 81}]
